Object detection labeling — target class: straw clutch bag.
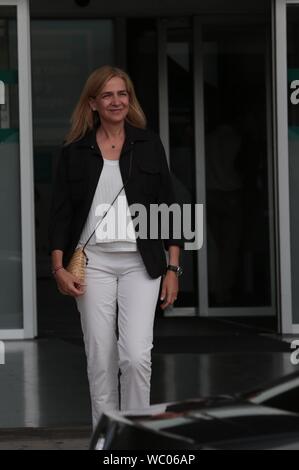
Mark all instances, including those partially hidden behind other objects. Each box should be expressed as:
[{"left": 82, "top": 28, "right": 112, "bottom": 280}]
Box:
[{"left": 66, "top": 246, "right": 88, "bottom": 284}]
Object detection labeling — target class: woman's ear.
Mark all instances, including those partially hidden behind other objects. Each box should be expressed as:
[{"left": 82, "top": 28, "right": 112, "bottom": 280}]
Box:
[{"left": 88, "top": 97, "right": 96, "bottom": 112}]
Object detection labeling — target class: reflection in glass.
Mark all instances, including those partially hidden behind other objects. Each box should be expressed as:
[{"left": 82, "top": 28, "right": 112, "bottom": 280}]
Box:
[
  {"left": 127, "top": 18, "right": 159, "bottom": 132},
  {"left": 167, "top": 23, "right": 198, "bottom": 309},
  {"left": 203, "top": 24, "right": 272, "bottom": 308}
]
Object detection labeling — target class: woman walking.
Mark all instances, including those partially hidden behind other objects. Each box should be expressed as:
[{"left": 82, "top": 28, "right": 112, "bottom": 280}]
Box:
[{"left": 49, "top": 65, "right": 183, "bottom": 430}]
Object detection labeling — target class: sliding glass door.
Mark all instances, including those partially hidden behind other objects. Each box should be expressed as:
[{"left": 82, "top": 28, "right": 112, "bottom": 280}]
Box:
[
  {"left": 0, "top": 0, "right": 36, "bottom": 338},
  {"left": 158, "top": 11, "right": 276, "bottom": 322}
]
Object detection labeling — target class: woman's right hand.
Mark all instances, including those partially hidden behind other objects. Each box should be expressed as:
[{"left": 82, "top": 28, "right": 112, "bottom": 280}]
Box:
[{"left": 54, "top": 268, "right": 85, "bottom": 297}]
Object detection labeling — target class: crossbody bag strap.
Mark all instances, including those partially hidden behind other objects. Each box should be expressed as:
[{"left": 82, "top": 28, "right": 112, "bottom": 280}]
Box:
[{"left": 82, "top": 144, "right": 134, "bottom": 254}]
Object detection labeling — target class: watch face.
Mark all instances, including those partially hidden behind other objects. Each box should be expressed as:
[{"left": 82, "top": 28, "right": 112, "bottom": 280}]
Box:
[{"left": 167, "top": 265, "right": 183, "bottom": 276}]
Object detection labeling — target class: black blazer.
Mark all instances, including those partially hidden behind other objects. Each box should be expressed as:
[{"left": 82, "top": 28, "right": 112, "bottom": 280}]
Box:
[{"left": 48, "top": 121, "right": 184, "bottom": 279}]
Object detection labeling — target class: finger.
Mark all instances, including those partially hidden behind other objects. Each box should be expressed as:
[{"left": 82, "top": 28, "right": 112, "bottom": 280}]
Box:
[
  {"left": 74, "top": 282, "right": 86, "bottom": 289},
  {"left": 161, "top": 293, "right": 178, "bottom": 309},
  {"left": 75, "top": 286, "right": 86, "bottom": 296},
  {"left": 75, "top": 281, "right": 86, "bottom": 292},
  {"left": 160, "top": 289, "right": 166, "bottom": 301},
  {"left": 68, "top": 284, "right": 85, "bottom": 296},
  {"left": 161, "top": 294, "right": 172, "bottom": 309},
  {"left": 161, "top": 301, "right": 171, "bottom": 310},
  {"left": 73, "top": 291, "right": 85, "bottom": 298}
]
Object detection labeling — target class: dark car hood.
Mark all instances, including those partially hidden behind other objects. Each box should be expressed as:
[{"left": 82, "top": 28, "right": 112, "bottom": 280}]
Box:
[{"left": 115, "top": 397, "right": 299, "bottom": 449}]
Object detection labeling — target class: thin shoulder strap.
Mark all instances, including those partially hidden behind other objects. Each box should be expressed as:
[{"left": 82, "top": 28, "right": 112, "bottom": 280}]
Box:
[{"left": 82, "top": 143, "right": 134, "bottom": 252}]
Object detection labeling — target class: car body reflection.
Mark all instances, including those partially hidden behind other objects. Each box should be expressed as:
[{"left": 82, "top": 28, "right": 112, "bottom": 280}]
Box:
[{"left": 90, "top": 371, "right": 299, "bottom": 450}]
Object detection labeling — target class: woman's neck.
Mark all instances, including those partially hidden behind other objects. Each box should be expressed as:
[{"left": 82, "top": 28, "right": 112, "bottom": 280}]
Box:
[{"left": 98, "top": 121, "right": 125, "bottom": 141}]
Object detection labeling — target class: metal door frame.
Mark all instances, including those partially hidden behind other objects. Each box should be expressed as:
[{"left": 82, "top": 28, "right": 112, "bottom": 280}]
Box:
[
  {"left": 0, "top": 0, "right": 36, "bottom": 339},
  {"left": 274, "top": 0, "right": 299, "bottom": 333}
]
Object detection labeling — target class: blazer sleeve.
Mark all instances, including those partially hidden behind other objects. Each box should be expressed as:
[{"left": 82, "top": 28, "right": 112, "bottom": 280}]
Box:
[
  {"left": 48, "top": 145, "right": 73, "bottom": 253},
  {"left": 155, "top": 136, "right": 185, "bottom": 251}
]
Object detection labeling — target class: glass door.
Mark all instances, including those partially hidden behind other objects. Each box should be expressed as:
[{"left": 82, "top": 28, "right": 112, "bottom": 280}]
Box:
[
  {"left": 0, "top": 0, "right": 36, "bottom": 339},
  {"left": 158, "top": 12, "right": 276, "bottom": 324},
  {"left": 201, "top": 19, "right": 275, "bottom": 321}
]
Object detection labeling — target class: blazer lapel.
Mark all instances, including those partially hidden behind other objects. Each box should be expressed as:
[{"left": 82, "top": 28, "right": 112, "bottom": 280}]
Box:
[
  {"left": 119, "top": 120, "right": 150, "bottom": 184},
  {"left": 76, "top": 121, "right": 149, "bottom": 213}
]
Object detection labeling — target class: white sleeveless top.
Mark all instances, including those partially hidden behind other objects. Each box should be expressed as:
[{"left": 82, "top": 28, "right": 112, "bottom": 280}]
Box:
[{"left": 76, "top": 157, "right": 137, "bottom": 252}]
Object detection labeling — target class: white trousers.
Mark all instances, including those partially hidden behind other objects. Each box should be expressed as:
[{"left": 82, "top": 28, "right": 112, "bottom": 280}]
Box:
[{"left": 75, "top": 245, "right": 161, "bottom": 430}]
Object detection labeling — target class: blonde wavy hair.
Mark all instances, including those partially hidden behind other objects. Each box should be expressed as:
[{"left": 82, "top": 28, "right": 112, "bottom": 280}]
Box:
[{"left": 64, "top": 65, "right": 147, "bottom": 145}]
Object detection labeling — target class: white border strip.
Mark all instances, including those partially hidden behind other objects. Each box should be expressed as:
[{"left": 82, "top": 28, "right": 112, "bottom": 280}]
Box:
[
  {"left": 157, "top": 18, "right": 170, "bottom": 161},
  {"left": 18, "top": 0, "right": 37, "bottom": 338},
  {"left": 266, "top": 27, "right": 277, "bottom": 324},
  {"left": 193, "top": 17, "right": 208, "bottom": 317},
  {"left": 164, "top": 307, "right": 196, "bottom": 317},
  {"left": 275, "top": 0, "right": 293, "bottom": 334},
  {"left": 0, "top": 329, "right": 25, "bottom": 340}
]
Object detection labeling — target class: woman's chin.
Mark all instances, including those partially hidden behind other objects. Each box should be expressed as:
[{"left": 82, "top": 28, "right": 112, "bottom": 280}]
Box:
[{"left": 105, "top": 114, "right": 127, "bottom": 124}]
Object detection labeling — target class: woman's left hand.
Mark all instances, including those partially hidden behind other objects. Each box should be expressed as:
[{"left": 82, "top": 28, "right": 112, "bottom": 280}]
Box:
[{"left": 160, "top": 271, "right": 179, "bottom": 310}]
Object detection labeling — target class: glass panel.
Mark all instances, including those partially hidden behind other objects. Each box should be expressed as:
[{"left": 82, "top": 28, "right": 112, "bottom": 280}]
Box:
[
  {"left": 0, "top": 6, "right": 23, "bottom": 328},
  {"left": 167, "top": 20, "right": 198, "bottom": 309},
  {"left": 203, "top": 22, "right": 273, "bottom": 308},
  {"left": 287, "top": 4, "right": 299, "bottom": 324},
  {"left": 31, "top": 20, "right": 115, "bottom": 278},
  {"left": 127, "top": 18, "right": 159, "bottom": 132},
  {"left": 31, "top": 20, "right": 115, "bottom": 335},
  {"left": 128, "top": 19, "right": 196, "bottom": 310}
]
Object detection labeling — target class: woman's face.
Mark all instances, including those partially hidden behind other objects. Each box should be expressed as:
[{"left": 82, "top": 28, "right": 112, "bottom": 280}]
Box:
[{"left": 89, "top": 76, "right": 130, "bottom": 125}]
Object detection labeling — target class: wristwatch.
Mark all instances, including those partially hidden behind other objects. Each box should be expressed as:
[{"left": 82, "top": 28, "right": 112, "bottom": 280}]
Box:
[{"left": 166, "top": 264, "right": 183, "bottom": 277}]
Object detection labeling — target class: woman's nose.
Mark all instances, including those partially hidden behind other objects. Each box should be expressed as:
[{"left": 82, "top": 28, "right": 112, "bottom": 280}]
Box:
[{"left": 111, "top": 94, "right": 121, "bottom": 105}]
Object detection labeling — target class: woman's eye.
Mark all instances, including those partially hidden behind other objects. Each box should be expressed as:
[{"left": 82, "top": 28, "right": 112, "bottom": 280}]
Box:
[{"left": 102, "top": 93, "right": 127, "bottom": 98}]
